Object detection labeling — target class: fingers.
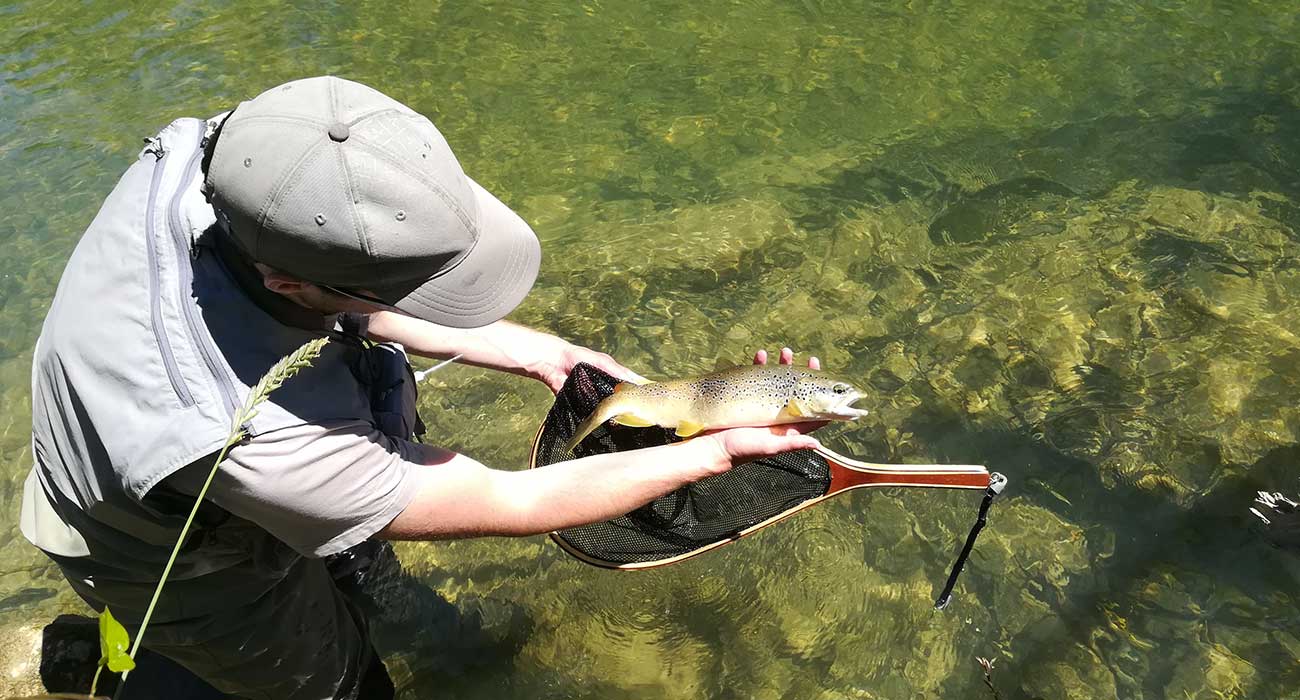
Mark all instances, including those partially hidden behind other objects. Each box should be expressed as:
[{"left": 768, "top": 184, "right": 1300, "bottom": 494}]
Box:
[
  {"left": 770, "top": 426, "right": 821, "bottom": 447},
  {"left": 790, "top": 434, "right": 822, "bottom": 451},
  {"left": 609, "top": 362, "right": 648, "bottom": 385},
  {"left": 752, "top": 347, "right": 820, "bottom": 370},
  {"left": 612, "top": 363, "right": 650, "bottom": 385},
  {"left": 707, "top": 425, "right": 824, "bottom": 465},
  {"left": 587, "top": 351, "right": 649, "bottom": 385},
  {"left": 769, "top": 432, "right": 821, "bottom": 455}
]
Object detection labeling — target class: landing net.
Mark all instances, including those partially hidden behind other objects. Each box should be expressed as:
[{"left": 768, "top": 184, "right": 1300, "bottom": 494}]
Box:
[{"left": 531, "top": 363, "right": 831, "bottom": 566}]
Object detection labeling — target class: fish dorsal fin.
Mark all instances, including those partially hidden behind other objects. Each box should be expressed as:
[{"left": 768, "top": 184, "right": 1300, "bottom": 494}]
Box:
[
  {"left": 612, "top": 413, "right": 655, "bottom": 428},
  {"left": 675, "top": 420, "right": 705, "bottom": 437}
]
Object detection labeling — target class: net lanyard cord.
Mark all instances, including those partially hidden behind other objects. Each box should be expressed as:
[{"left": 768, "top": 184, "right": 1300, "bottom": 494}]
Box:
[
  {"left": 414, "top": 354, "right": 463, "bottom": 381},
  {"left": 934, "top": 472, "right": 1008, "bottom": 610}
]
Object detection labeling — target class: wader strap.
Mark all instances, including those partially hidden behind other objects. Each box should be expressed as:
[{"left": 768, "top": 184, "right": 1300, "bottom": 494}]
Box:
[{"left": 352, "top": 343, "right": 425, "bottom": 442}]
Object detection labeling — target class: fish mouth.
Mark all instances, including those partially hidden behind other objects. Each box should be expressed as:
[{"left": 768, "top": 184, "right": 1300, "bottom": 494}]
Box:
[{"left": 827, "top": 392, "right": 870, "bottom": 420}]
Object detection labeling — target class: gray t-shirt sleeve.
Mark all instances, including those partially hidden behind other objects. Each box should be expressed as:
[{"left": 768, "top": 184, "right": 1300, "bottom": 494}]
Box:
[{"left": 168, "top": 420, "right": 428, "bottom": 558}]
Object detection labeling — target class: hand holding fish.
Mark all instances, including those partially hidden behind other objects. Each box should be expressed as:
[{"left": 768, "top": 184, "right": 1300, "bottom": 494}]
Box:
[
  {"left": 540, "top": 342, "right": 648, "bottom": 394},
  {"left": 699, "top": 424, "right": 823, "bottom": 471}
]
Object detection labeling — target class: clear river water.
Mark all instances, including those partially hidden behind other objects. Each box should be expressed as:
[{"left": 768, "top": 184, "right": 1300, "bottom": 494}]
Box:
[{"left": 2, "top": 1, "right": 1299, "bottom": 698}]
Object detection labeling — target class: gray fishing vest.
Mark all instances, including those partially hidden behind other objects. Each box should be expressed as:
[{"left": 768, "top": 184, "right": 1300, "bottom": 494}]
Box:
[{"left": 26, "top": 116, "right": 393, "bottom": 563}]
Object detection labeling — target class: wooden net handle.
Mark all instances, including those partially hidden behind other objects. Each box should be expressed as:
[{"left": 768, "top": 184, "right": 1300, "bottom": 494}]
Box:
[{"left": 819, "top": 446, "right": 991, "bottom": 493}]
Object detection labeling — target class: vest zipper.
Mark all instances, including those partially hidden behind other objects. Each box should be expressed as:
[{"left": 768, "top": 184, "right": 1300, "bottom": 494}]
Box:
[
  {"left": 144, "top": 142, "right": 196, "bottom": 407},
  {"left": 168, "top": 130, "right": 240, "bottom": 423}
]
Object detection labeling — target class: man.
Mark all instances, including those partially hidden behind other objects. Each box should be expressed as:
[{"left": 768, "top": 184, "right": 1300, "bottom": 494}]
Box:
[{"left": 20, "top": 76, "right": 821, "bottom": 699}]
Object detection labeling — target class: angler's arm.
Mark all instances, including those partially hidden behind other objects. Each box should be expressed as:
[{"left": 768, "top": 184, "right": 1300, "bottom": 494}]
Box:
[
  {"left": 365, "top": 310, "right": 643, "bottom": 391},
  {"left": 365, "top": 311, "right": 558, "bottom": 377},
  {"left": 377, "top": 427, "right": 820, "bottom": 540}
]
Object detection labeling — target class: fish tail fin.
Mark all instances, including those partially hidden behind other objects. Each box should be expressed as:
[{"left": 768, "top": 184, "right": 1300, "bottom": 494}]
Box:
[{"left": 565, "top": 402, "right": 616, "bottom": 453}]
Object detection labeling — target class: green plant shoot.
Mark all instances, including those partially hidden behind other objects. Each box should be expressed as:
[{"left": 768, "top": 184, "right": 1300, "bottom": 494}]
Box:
[
  {"left": 91, "top": 606, "right": 134, "bottom": 695},
  {"left": 103, "top": 337, "right": 329, "bottom": 691},
  {"left": 98, "top": 607, "right": 135, "bottom": 672}
]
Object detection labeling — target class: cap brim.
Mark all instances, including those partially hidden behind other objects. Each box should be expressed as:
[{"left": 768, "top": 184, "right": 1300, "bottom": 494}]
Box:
[{"left": 376, "top": 178, "right": 541, "bottom": 328}]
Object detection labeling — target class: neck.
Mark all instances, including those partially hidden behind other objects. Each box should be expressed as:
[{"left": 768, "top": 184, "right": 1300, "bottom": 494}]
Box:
[{"left": 210, "top": 227, "right": 338, "bottom": 333}]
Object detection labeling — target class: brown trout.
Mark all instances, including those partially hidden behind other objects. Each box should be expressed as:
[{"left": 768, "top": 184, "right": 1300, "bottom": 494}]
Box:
[{"left": 565, "top": 364, "right": 869, "bottom": 451}]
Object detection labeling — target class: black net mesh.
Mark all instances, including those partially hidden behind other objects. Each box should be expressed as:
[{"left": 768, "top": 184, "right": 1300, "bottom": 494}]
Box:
[{"left": 532, "top": 363, "right": 833, "bottom": 566}]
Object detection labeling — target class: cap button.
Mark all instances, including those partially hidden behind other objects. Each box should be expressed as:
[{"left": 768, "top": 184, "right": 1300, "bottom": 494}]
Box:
[{"left": 327, "top": 122, "right": 350, "bottom": 142}]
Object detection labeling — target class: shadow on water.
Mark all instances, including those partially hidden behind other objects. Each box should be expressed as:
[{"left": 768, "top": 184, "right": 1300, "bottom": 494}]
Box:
[
  {"left": 1026, "top": 453, "right": 1299, "bottom": 699},
  {"left": 334, "top": 543, "right": 536, "bottom": 697},
  {"left": 909, "top": 409, "right": 1300, "bottom": 699},
  {"left": 785, "top": 88, "right": 1300, "bottom": 244}
]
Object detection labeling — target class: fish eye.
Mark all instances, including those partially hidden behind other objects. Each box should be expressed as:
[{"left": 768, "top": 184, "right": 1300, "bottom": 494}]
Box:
[{"left": 833, "top": 383, "right": 849, "bottom": 394}]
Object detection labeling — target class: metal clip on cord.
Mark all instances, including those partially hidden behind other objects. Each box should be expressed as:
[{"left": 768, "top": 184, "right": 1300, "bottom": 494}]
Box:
[
  {"left": 934, "top": 472, "right": 1008, "bottom": 610},
  {"left": 413, "top": 354, "right": 463, "bottom": 382}
]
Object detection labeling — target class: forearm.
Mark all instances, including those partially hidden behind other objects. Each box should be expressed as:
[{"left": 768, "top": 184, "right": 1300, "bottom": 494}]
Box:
[
  {"left": 487, "top": 438, "right": 728, "bottom": 535},
  {"left": 366, "top": 310, "right": 562, "bottom": 381},
  {"left": 378, "top": 438, "right": 728, "bottom": 541}
]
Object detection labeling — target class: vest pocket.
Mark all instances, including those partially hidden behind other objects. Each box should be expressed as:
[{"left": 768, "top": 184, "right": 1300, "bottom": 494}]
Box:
[
  {"left": 166, "top": 127, "right": 241, "bottom": 422},
  {"left": 143, "top": 140, "right": 196, "bottom": 407}
]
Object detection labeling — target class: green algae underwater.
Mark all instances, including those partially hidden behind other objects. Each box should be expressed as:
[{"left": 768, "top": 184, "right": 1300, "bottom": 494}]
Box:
[{"left": 2, "top": 0, "right": 1300, "bottom": 698}]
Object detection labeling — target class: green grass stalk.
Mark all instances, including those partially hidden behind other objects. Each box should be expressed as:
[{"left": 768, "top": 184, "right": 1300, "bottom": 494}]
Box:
[{"left": 113, "top": 337, "right": 329, "bottom": 691}]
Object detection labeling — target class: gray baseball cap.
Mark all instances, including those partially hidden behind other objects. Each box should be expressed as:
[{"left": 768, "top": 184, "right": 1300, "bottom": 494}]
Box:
[{"left": 205, "top": 76, "right": 541, "bottom": 328}]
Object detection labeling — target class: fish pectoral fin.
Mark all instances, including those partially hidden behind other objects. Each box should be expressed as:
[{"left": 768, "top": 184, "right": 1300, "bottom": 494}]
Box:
[
  {"left": 783, "top": 398, "right": 813, "bottom": 419},
  {"left": 612, "top": 413, "right": 656, "bottom": 428},
  {"left": 675, "top": 420, "right": 705, "bottom": 437}
]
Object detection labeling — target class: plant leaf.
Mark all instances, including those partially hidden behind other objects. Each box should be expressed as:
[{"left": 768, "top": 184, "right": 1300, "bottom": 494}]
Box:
[{"left": 98, "top": 607, "right": 136, "bottom": 673}]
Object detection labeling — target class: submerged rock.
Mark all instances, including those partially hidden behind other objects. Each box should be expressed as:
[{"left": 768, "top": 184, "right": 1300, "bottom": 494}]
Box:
[{"left": 1018, "top": 642, "right": 1119, "bottom": 700}]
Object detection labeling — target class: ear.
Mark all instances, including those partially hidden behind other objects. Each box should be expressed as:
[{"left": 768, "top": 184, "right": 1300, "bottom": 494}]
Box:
[{"left": 260, "top": 270, "right": 310, "bottom": 296}]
